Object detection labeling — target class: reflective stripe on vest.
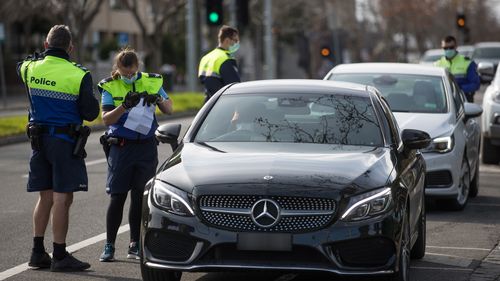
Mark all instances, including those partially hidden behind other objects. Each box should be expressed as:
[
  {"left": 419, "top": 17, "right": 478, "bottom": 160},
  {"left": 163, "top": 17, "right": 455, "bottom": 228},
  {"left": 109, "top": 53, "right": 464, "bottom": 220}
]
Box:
[
  {"left": 20, "top": 55, "right": 87, "bottom": 126},
  {"left": 434, "top": 54, "right": 471, "bottom": 79},
  {"left": 97, "top": 73, "right": 163, "bottom": 139},
  {"left": 198, "top": 48, "right": 232, "bottom": 78}
]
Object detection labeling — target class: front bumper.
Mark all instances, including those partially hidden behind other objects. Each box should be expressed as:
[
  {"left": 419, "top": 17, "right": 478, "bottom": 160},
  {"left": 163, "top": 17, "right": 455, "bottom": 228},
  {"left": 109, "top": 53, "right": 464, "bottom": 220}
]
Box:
[
  {"left": 141, "top": 194, "right": 401, "bottom": 277},
  {"left": 422, "top": 150, "right": 461, "bottom": 197}
]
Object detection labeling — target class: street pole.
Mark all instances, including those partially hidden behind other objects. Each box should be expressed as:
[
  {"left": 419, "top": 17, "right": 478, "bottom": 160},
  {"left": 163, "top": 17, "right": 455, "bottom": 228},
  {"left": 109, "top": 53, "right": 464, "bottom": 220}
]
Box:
[
  {"left": 186, "top": 0, "right": 197, "bottom": 92},
  {"left": 230, "top": 0, "right": 237, "bottom": 28},
  {"left": 0, "top": 42, "right": 6, "bottom": 109},
  {"left": 264, "top": 0, "right": 275, "bottom": 79}
]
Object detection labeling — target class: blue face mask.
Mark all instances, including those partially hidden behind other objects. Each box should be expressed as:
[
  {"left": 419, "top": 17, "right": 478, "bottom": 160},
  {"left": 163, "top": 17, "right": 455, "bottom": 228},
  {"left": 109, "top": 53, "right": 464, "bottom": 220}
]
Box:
[
  {"left": 444, "top": 49, "right": 457, "bottom": 59},
  {"left": 121, "top": 74, "right": 137, "bottom": 84},
  {"left": 228, "top": 42, "right": 240, "bottom": 54}
]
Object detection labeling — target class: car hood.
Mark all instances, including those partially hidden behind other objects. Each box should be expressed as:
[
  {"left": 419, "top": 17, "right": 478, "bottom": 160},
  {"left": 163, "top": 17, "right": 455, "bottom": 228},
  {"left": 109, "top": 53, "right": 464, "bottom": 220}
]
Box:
[
  {"left": 156, "top": 142, "right": 395, "bottom": 197},
  {"left": 393, "top": 112, "right": 454, "bottom": 138},
  {"left": 474, "top": 58, "right": 500, "bottom": 67}
]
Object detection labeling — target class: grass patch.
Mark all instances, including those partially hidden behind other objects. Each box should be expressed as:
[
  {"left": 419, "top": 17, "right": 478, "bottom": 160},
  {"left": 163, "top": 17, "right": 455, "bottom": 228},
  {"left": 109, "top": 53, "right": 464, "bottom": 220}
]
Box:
[{"left": 0, "top": 92, "right": 204, "bottom": 138}]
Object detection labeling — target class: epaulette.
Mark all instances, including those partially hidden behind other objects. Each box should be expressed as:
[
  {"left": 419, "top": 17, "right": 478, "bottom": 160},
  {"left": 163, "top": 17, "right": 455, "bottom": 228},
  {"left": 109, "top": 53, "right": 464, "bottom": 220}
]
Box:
[
  {"left": 146, "top": 73, "right": 162, "bottom": 78},
  {"left": 98, "top": 77, "right": 114, "bottom": 86},
  {"left": 24, "top": 52, "right": 44, "bottom": 62},
  {"left": 72, "top": 62, "right": 89, "bottom": 72}
]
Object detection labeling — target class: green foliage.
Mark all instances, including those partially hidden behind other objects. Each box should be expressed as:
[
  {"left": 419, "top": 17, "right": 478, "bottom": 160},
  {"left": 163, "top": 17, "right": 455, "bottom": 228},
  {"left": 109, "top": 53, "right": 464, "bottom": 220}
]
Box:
[
  {"left": 0, "top": 92, "right": 204, "bottom": 138},
  {"left": 98, "top": 38, "right": 119, "bottom": 61}
]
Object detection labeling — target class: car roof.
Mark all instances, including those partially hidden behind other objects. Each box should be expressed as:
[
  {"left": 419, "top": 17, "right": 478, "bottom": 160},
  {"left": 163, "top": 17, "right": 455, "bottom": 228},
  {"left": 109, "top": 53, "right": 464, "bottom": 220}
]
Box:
[
  {"left": 474, "top": 42, "right": 500, "bottom": 48},
  {"left": 225, "top": 79, "right": 373, "bottom": 98},
  {"left": 327, "top": 63, "right": 446, "bottom": 77},
  {"left": 423, "top": 48, "right": 442, "bottom": 56}
]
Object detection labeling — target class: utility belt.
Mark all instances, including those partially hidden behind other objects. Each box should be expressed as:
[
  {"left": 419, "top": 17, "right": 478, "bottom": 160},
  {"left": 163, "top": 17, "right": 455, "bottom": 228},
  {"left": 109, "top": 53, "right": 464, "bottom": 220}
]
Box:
[
  {"left": 99, "top": 133, "right": 155, "bottom": 158},
  {"left": 26, "top": 123, "right": 91, "bottom": 158}
]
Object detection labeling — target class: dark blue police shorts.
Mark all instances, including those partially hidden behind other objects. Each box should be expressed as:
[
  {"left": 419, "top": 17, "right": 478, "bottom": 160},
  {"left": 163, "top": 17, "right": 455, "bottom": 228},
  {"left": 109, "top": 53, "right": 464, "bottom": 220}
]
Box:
[
  {"left": 27, "top": 136, "right": 88, "bottom": 193},
  {"left": 106, "top": 138, "right": 158, "bottom": 194}
]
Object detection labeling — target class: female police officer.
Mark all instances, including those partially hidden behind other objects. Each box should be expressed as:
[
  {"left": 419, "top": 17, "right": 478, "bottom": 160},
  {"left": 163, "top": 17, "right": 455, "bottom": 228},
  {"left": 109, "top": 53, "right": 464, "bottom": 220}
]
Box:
[{"left": 97, "top": 48, "right": 172, "bottom": 262}]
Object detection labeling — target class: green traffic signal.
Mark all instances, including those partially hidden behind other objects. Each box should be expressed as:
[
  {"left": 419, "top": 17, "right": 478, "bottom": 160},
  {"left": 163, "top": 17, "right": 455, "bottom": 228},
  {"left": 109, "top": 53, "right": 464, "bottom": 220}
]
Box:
[{"left": 209, "top": 12, "right": 220, "bottom": 23}]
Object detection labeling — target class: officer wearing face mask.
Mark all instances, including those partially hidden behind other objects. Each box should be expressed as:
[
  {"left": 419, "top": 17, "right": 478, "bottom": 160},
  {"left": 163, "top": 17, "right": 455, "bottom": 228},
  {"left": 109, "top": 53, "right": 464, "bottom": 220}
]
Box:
[
  {"left": 434, "top": 35, "right": 480, "bottom": 102},
  {"left": 198, "top": 25, "right": 241, "bottom": 103}
]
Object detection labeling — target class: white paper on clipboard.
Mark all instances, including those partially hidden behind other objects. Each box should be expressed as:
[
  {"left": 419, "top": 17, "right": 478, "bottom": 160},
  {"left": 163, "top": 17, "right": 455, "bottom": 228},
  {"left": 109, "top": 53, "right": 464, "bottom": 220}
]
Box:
[{"left": 124, "top": 98, "right": 155, "bottom": 135}]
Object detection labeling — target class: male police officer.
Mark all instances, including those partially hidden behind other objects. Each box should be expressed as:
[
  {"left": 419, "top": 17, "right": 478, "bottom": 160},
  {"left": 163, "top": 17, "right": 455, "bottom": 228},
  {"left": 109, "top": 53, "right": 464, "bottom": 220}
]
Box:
[
  {"left": 434, "top": 35, "right": 480, "bottom": 102},
  {"left": 18, "top": 25, "right": 99, "bottom": 271},
  {"left": 198, "top": 25, "right": 241, "bottom": 103}
]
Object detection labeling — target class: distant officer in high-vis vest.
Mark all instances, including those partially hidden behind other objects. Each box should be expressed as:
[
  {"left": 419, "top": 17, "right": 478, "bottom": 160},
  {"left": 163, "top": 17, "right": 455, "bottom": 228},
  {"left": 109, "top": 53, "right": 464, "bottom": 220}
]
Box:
[
  {"left": 17, "top": 25, "right": 99, "bottom": 271},
  {"left": 97, "top": 48, "right": 172, "bottom": 263},
  {"left": 198, "top": 25, "right": 241, "bottom": 103},
  {"left": 434, "top": 35, "right": 480, "bottom": 102}
]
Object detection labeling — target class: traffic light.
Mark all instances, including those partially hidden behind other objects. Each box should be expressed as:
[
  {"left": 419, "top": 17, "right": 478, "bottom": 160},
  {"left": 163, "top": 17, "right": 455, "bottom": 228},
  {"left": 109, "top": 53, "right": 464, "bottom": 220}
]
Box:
[
  {"left": 206, "top": 0, "right": 224, "bottom": 26},
  {"left": 236, "top": 0, "right": 249, "bottom": 27},
  {"left": 320, "top": 46, "right": 332, "bottom": 58},
  {"left": 456, "top": 13, "right": 466, "bottom": 29}
]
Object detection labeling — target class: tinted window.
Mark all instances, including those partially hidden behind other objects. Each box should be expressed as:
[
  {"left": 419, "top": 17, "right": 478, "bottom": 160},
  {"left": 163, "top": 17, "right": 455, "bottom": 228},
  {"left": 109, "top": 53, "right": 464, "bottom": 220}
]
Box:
[
  {"left": 473, "top": 47, "right": 500, "bottom": 59},
  {"left": 329, "top": 73, "right": 447, "bottom": 113},
  {"left": 195, "top": 93, "right": 383, "bottom": 146}
]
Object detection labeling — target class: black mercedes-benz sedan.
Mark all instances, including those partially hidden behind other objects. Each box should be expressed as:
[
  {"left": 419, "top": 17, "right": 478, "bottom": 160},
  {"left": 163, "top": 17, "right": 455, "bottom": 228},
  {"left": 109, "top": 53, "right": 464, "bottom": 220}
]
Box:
[{"left": 140, "top": 80, "right": 431, "bottom": 281}]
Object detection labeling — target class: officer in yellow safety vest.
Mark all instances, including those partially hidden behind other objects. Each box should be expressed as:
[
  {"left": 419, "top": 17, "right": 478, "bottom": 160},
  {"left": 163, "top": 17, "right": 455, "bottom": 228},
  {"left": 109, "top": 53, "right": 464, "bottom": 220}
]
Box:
[
  {"left": 17, "top": 25, "right": 99, "bottom": 272},
  {"left": 434, "top": 35, "right": 480, "bottom": 102},
  {"left": 198, "top": 25, "right": 241, "bottom": 103}
]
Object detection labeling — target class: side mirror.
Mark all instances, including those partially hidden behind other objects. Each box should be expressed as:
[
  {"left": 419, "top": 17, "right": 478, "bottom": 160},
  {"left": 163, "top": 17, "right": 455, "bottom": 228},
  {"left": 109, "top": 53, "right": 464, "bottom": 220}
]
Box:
[
  {"left": 464, "top": 102, "right": 483, "bottom": 119},
  {"left": 402, "top": 129, "right": 431, "bottom": 150},
  {"left": 478, "top": 62, "right": 495, "bottom": 84},
  {"left": 155, "top": 123, "right": 181, "bottom": 151}
]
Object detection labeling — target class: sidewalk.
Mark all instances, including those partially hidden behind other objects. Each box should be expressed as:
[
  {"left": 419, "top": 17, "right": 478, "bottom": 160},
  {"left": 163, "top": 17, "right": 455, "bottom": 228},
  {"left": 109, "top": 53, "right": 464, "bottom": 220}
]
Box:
[{"left": 0, "top": 93, "right": 30, "bottom": 117}]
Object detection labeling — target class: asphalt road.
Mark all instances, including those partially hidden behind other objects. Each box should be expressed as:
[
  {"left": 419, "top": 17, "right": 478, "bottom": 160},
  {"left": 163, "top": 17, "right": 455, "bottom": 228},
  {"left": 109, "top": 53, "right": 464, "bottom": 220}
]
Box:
[{"left": 1, "top": 92, "right": 500, "bottom": 281}]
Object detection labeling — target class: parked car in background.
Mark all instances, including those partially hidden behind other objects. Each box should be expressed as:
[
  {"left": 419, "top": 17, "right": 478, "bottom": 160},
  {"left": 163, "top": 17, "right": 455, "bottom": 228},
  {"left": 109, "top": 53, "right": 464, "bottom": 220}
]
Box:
[
  {"left": 472, "top": 42, "right": 500, "bottom": 72},
  {"left": 481, "top": 64, "right": 500, "bottom": 164},
  {"left": 325, "top": 63, "right": 483, "bottom": 210},
  {"left": 419, "top": 45, "right": 475, "bottom": 65},
  {"left": 141, "top": 80, "right": 431, "bottom": 281}
]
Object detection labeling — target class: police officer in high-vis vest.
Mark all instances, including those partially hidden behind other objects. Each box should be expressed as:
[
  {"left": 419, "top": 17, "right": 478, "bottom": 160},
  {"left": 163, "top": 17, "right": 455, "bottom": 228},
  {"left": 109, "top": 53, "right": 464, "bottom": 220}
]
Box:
[
  {"left": 198, "top": 25, "right": 241, "bottom": 103},
  {"left": 434, "top": 35, "right": 480, "bottom": 102},
  {"left": 17, "top": 25, "right": 99, "bottom": 271},
  {"left": 97, "top": 48, "right": 172, "bottom": 262}
]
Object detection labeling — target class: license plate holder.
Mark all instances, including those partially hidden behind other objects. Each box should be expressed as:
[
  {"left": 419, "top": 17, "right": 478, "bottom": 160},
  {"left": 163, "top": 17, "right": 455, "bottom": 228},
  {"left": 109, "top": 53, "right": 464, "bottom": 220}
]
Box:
[{"left": 237, "top": 233, "right": 292, "bottom": 251}]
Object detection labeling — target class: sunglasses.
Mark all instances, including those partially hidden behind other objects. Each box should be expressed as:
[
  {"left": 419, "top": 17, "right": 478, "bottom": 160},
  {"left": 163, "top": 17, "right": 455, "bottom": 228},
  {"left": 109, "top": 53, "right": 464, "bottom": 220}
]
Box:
[{"left": 443, "top": 46, "right": 456, "bottom": 50}]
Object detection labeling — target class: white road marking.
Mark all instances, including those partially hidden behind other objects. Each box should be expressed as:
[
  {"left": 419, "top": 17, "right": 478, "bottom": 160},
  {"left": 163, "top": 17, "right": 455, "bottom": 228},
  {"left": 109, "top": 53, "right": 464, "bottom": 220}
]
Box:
[
  {"left": 423, "top": 252, "right": 473, "bottom": 267},
  {"left": 0, "top": 224, "right": 130, "bottom": 281},
  {"left": 21, "top": 158, "right": 107, "bottom": 178},
  {"left": 479, "top": 165, "right": 500, "bottom": 173},
  {"left": 427, "top": 245, "right": 491, "bottom": 251},
  {"left": 468, "top": 202, "right": 500, "bottom": 208}
]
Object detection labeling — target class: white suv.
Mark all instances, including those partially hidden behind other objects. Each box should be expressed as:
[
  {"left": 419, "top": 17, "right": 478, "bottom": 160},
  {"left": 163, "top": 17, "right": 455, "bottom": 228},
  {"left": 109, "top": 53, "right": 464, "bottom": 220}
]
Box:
[{"left": 481, "top": 66, "right": 500, "bottom": 164}]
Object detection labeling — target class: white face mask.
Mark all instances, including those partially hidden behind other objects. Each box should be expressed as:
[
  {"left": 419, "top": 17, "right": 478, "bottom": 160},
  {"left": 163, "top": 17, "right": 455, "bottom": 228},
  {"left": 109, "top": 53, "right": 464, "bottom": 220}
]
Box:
[
  {"left": 228, "top": 42, "right": 240, "bottom": 54},
  {"left": 121, "top": 73, "right": 137, "bottom": 84}
]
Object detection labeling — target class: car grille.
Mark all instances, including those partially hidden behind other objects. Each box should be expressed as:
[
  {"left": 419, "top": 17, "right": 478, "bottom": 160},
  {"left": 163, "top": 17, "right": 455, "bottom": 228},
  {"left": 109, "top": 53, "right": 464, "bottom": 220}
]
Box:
[
  {"left": 198, "top": 195, "right": 336, "bottom": 233},
  {"left": 426, "top": 170, "right": 453, "bottom": 187}
]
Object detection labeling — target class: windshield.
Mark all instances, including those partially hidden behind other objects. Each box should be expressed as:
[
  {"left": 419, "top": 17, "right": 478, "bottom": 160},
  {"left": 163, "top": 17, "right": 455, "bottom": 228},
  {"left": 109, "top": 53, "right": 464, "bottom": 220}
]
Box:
[
  {"left": 195, "top": 93, "right": 383, "bottom": 146},
  {"left": 328, "top": 73, "right": 447, "bottom": 113},
  {"left": 473, "top": 47, "right": 500, "bottom": 59}
]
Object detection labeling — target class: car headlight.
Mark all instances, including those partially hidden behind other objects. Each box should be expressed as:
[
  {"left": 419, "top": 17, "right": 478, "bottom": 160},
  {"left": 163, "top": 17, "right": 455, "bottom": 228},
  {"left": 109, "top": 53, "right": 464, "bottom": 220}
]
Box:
[
  {"left": 152, "top": 180, "right": 194, "bottom": 216},
  {"left": 493, "top": 91, "right": 500, "bottom": 103},
  {"left": 422, "top": 135, "right": 454, "bottom": 153},
  {"left": 341, "top": 187, "right": 392, "bottom": 221}
]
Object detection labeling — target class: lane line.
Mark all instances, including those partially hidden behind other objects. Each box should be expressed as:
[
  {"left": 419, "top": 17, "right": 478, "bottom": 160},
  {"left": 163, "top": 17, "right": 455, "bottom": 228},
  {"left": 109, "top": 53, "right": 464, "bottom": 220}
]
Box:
[
  {"left": 427, "top": 245, "right": 491, "bottom": 251},
  {"left": 424, "top": 252, "right": 473, "bottom": 268},
  {"left": 21, "top": 158, "right": 107, "bottom": 178},
  {"left": 0, "top": 224, "right": 129, "bottom": 281},
  {"left": 468, "top": 202, "right": 500, "bottom": 207}
]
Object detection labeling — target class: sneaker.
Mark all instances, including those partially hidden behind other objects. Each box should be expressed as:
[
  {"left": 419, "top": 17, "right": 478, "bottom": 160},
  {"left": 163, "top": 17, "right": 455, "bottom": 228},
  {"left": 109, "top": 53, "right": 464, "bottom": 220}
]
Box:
[
  {"left": 28, "top": 251, "right": 52, "bottom": 268},
  {"left": 51, "top": 252, "right": 91, "bottom": 272},
  {"left": 127, "top": 242, "right": 140, "bottom": 260},
  {"left": 99, "top": 243, "right": 115, "bottom": 262}
]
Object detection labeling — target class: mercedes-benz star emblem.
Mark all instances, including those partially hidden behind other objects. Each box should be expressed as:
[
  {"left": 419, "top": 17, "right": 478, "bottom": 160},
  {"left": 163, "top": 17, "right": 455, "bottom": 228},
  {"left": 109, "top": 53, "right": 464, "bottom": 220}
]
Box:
[{"left": 251, "top": 199, "right": 281, "bottom": 228}]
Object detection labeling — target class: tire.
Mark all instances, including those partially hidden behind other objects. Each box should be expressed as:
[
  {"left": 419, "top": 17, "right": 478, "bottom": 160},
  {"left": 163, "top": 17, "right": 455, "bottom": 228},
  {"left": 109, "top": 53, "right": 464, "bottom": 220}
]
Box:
[
  {"left": 482, "top": 136, "right": 500, "bottom": 165},
  {"left": 411, "top": 195, "right": 426, "bottom": 259},
  {"left": 140, "top": 263, "right": 182, "bottom": 281},
  {"left": 392, "top": 211, "right": 411, "bottom": 281},
  {"left": 447, "top": 156, "right": 470, "bottom": 211},
  {"left": 469, "top": 159, "right": 479, "bottom": 198}
]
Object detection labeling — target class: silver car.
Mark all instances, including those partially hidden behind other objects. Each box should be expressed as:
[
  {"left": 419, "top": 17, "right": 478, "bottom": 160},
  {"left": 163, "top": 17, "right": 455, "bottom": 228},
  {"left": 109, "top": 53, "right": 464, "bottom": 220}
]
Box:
[
  {"left": 481, "top": 64, "right": 500, "bottom": 164},
  {"left": 325, "top": 63, "right": 483, "bottom": 210}
]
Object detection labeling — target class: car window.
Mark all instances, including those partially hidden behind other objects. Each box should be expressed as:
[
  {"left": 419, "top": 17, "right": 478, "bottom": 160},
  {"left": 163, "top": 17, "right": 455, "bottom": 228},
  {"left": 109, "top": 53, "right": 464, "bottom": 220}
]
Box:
[
  {"left": 329, "top": 73, "right": 447, "bottom": 113},
  {"left": 376, "top": 93, "right": 401, "bottom": 146},
  {"left": 472, "top": 47, "right": 500, "bottom": 59},
  {"left": 448, "top": 73, "right": 464, "bottom": 118},
  {"left": 195, "top": 93, "right": 383, "bottom": 146}
]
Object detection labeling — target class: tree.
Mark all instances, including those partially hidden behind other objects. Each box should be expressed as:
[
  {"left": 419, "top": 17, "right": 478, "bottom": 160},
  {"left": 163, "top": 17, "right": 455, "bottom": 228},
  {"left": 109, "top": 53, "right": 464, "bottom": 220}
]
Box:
[{"left": 122, "top": 0, "right": 186, "bottom": 71}]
